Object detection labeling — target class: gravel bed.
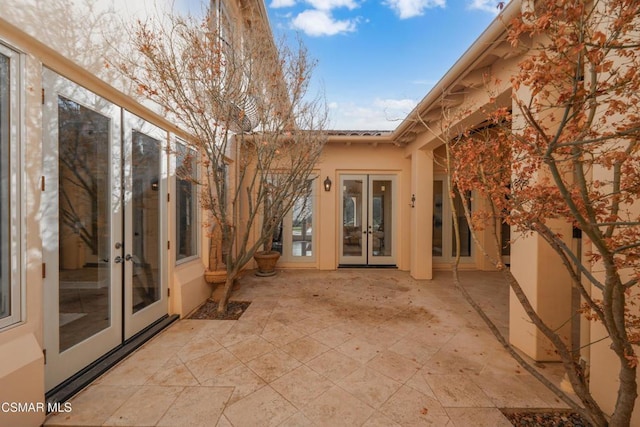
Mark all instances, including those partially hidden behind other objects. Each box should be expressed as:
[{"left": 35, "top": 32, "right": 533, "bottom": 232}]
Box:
[{"left": 502, "top": 409, "right": 591, "bottom": 426}]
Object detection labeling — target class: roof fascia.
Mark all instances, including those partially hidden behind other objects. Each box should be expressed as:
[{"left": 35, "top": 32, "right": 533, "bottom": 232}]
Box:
[{"left": 327, "top": 134, "right": 394, "bottom": 145}]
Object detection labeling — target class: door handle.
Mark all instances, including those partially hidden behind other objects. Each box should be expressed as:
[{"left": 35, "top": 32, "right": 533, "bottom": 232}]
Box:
[
  {"left": 114, "top": 256, "right": 123, "bottom": 263},
  {"left": 125, "top": 254, "right": 133, "bottom": 261}
]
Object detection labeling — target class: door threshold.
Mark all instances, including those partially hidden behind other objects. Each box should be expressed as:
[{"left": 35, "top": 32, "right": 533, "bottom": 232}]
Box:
[
  {"left": 338, "top": 264, "right": 398, "bottom": 269},
  {"left": 45, "top": 314, "right": 179, "bottom": 410}
]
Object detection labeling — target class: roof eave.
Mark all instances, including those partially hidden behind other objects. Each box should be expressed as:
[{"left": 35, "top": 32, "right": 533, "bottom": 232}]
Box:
[{"left": 391, "top": 0, "right": 522, "bottom": 144}]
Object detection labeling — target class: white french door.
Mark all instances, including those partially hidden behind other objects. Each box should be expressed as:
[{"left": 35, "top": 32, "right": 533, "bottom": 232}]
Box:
[
  {"left": 123, "top": 111, "right": 168, "bottom": 339},
  {"left": 42, "top": 70, "right": 168, "bottom": 391},
  {"left": 432, "top": 176, "right": 473, "bottom": 263},
  {"left": 339, "top": 174, "right": 396, "bottom": 266}
]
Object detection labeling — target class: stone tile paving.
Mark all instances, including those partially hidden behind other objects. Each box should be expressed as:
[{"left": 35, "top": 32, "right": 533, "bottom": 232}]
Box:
[{"left": 45, "top": 269, "right": 568, "bottom": 426}]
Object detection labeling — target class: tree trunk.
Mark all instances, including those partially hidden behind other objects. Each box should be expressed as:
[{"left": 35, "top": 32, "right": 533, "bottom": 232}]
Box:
[
  {"left": 216, "top": 271, "right": 237, "bottom": 314},
  {"left": 610, "top": 361, "right": 637, "bottom": 426}
]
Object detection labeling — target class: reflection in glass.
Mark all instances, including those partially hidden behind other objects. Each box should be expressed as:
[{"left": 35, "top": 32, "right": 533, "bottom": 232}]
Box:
[
  {"left": 501, "top": 220, "right": 510, "bottom": 257},
  {"left": 372, "top": 180, "right": 392, "bottom": 257},
  {"left": 292, "top": 180, "right": 313, "bottom": 257},
  {"left": 452, "top": 190, "right": 472, "bottom": 257},
  {"left": 176, "top": 144, "right": 197, "bottom": 261},
  {"left": 57, "top": 96, "right": 110, "bottom": 352},
  {"left": 131, "top": 131, "right": 161, "bottom": 313},
  {"left": 433, "top": 181, "right": 443, "bottom": 256},
  {"left": 0, "top": 53, "right": 9, "bottom": 320},
  {"left": 342, "top": 179, "right": 363, "bottom": 256},
  {"left": 272, "top": 221, "right": 283, "bottom": 255}
]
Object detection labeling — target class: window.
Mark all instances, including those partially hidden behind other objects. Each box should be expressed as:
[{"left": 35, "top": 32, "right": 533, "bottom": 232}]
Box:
[
  {"left": 290, "top": 180, "right": 314, "bottom": 258},
  {"left": 0, "top": 43, "right": 21, "bottom": 328},
  {"left": 175, "top": 143, "right": 198, "bottom": 263},
  {"left": 274, "top": 178, "right": 316, "bottom": 262},
  {"left": 433, "top": 178, "right": 472, "bottom": 261},
  {"left": 212, "top": 0, "right": 232, "bottom": 46}
]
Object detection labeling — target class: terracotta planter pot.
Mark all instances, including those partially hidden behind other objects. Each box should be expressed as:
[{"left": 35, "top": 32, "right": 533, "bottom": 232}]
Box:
[
  {"left": 204, "top": 269, "right": 227, "bottom": 285},
  {"left": 253, "top": 250, "right": 281, "bottom": 277}
]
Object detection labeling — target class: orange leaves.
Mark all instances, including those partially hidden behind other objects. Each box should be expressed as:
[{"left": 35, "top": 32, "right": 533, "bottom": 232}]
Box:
[
  {"left": 592, "top": 31, "right": 607, "bottom": 46},
  {"left": 520, "top": 58, "right": 535, "bottom": 71},
  {"left": 624, "top": 350, "right": 638, "bottom": 369},
  {"left": 136, "top": 83, "right": 148, "bottom": 95}
]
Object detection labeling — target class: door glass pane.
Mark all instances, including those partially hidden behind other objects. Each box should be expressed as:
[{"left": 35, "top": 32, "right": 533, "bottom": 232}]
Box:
[
  {"left": 501, "top": 221, "right": 510, "bottom": 256},
  {"left": 176, "top": 144, "right": 197, "bottom": 261},
  {"left": 58, "top": 96, "right": 111, "bottom": 352},
  {"left": 272, "top": 221, "right": 283, "bottom": 254},
  {"left": 342, "top": 179, "right": 363, "bottom": 256},
  {"left": 452, "top": 190, "right": 472, "bottom": 257},
  {"left": 0, "top": 53, "right": 9, "bottom": 320},
  {"left": 433, "top": 181, "right": 443, "bottom": 256},
  {"left": 131, "top": 131, "right": 161, "bottom": 313},
  {"left": 292, "top": 180, "right": 313, "bottom": 257},
  {"left": 372, "top": 179, "right": 391, "bottom": 257}
]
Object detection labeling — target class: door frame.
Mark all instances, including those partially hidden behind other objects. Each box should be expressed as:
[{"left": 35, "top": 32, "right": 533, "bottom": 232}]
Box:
[
  {"left": 42, "top": 69, "right": 123, "bottom": 390},
  {"left": 432, "top": 175, "right": 474, "bottom": 264},
  {"left": 122, "top": 111, "right": 169, "bottom": 340},
  {"left": 338, "top": 174, "right": 397, "bottom": 266},
  {"left": 42, "top": 71, "right": 169, "bottom": 391}
]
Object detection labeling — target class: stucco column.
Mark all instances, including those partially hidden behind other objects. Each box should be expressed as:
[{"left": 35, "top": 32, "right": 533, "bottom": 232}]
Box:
[
  {"left": 410, "top": 149, "right": 433, "bottom": 280},
  {"left": 509, "top": 223, "right": 573, "bottom": 360},
  {"left": 508, "top": 86, "right": 573, "bottom": 360}
]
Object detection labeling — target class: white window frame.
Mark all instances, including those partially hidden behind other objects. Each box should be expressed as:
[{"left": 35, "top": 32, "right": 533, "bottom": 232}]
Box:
[
  {"left": 279, "top": 175, "right": 317, "bottom": 263},
  {"left": 0, "top": 42, "right": 23, "bottom": 329},
  {"left": 213, "top": 0, "right": 233, "bottom": 46},
  {"left": 174, "top": 139, "right": 200, "bottom": 265},
  {"left": 433, "top": 176, "right": 474, "bottom": 264}
]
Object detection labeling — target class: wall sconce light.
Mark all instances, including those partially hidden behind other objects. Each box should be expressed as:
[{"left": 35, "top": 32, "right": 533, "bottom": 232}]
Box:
[
  {"left": 324, "top": 176, "right": 332, "bottom": 192},
  {"left": 410, "top": 194, "right": 416, "bottom": 208},
  {"left": 151, "top": 179, "right": 159, "bottom": 191}
]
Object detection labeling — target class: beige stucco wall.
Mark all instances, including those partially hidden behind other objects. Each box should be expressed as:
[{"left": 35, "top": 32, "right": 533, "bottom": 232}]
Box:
[
  {"left": 0, "top": 19, "right": 47, "bottom": 427},
  {"left": 585, "top": 96, "right": 640, "bottom": 423},
  {"left": 316, "top": 143, "right": 411, "bottom": 271},
  {"left": 0, "top": 1, "right": 230, "bottom": 423}
]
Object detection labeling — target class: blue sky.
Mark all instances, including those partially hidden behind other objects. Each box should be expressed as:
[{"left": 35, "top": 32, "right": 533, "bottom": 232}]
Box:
[{"left": 265, "top": 0, "right": 503, "bottom": 130}]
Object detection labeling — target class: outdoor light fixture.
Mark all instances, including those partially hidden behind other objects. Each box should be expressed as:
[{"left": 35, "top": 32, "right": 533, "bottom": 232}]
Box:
[{"left": 324, "top": 176, "right": 332, "bottom": 192}]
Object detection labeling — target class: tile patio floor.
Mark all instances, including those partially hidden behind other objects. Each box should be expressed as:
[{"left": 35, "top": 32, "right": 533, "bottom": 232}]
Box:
[{"left": 45, "top": 269, "right": 569, "bottom": 426}]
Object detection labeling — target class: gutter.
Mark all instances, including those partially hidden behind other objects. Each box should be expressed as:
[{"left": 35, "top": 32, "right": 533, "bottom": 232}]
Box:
[{"left": 392, "top": 0, "right": 522, "bottom": 143}]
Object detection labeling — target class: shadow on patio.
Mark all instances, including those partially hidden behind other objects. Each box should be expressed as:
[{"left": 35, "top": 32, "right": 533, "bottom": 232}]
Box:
[{"left": 45, "top": 269, "right": 569, "bottom": 426}]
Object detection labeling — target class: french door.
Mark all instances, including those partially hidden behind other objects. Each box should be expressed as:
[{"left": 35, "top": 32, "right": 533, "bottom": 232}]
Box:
[
  {"left": 339, "top": 174, "right": 396, "bottom": 266},
  {"left": 42, "top": 70, "right": 167, "bottom": 391},
  {"left": 432, "top": 176, "right": 473, "bottom": 263}
]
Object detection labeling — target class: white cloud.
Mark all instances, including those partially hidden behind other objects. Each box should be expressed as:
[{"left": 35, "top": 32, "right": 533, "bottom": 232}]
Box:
[
  {"left": 384, "top": 0, "right": 445, "bottom": 19},
  {"left": 328, "top": 98, "right": 418, "bottom": 130},
  {"left": 373, "top": 98, "right": 417, "bottom": 111},
  {"left": 468, "top": 0, "right": 505, "bottom": 13},
  {"left": 307, "top": 0, "right": 359, "bottom": 11},
  {"left": 291, "top": 10, "right": 358, "bottom": 36},
  {"left": 270, "top": 0, "right": 297, "bottom": 8}
]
